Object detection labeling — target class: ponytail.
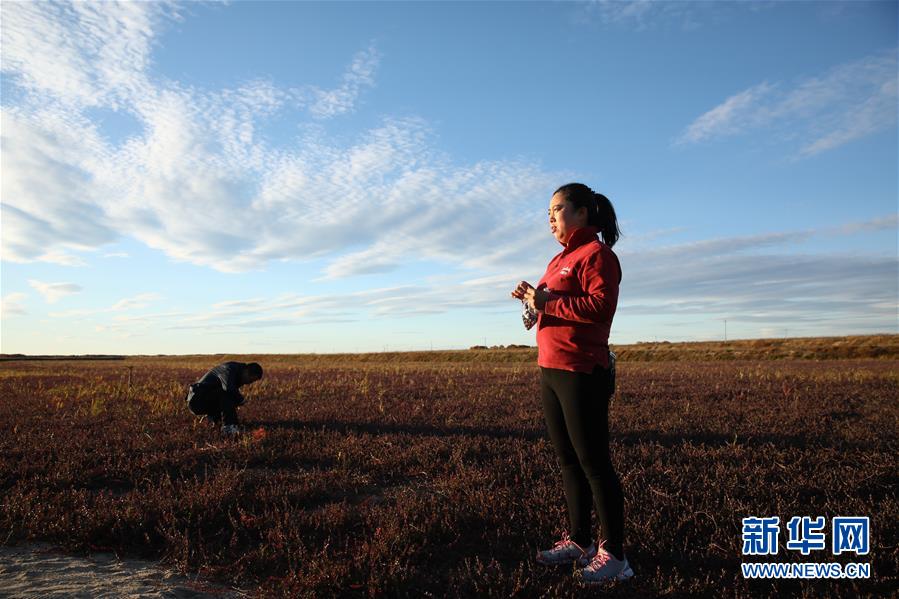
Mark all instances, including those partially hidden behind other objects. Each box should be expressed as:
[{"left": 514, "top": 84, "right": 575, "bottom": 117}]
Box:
[
  {"left": 592, "top": 192, "right": 620, "bottom": 247},
  {"left": 553, "top": 183, "right": 621, "bottom": 247}
]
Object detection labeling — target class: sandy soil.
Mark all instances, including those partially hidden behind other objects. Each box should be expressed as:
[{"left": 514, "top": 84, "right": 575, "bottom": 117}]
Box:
[{"left": 0, "top": 544, "right": 246, "bottom": 598}]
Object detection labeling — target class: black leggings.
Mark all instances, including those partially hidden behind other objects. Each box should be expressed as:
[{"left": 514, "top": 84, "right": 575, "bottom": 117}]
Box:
[{"left": 540, "top": 365, "right": 624, "bottom": 559}]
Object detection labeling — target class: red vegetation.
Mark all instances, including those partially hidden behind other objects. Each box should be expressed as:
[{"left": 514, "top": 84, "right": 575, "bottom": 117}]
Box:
[{"left": 0, "top": 350, "right": 896, "bottom": 597}]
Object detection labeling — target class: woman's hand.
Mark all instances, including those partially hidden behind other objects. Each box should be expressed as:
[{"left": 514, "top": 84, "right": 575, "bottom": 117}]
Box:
[
  {"left": 510, "top": 280, "right": 533, "bottom": 301},
  {"left": 511, "top": 281, "right": 550, "bottom": 312}
]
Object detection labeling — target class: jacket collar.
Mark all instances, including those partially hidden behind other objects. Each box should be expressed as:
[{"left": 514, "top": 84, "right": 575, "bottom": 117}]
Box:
[{"left": 561, "top": 226, "right": 599, "bottom": 252}]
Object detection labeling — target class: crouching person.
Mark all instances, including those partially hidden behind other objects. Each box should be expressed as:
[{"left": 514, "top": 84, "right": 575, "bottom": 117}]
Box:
[{"left": 186, "top": 361, "right": 263, "bottom": 435}]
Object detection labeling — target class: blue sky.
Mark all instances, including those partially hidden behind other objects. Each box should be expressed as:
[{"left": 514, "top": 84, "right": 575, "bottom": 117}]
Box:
[{"left": 1, "top": 0, "right": 896, "bottom": 354}]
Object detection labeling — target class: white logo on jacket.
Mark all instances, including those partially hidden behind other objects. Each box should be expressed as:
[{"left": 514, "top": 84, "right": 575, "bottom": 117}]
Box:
[{"left": 560, "top": 266, "right": 571, "bottom": 276}]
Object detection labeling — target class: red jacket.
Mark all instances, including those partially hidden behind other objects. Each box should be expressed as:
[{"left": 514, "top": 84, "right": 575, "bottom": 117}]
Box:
[{"left": 537, "top": 226, "right": 621, "bottom": 372}]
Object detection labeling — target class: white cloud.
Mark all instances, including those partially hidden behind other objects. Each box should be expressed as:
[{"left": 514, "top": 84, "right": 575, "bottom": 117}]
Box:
[
  {"left": 1, "top": 3, "right": 560, "bottom": 278},
  {"left": 677, "top": 82, "right": 775, "bottom": 144},
  {"left": 576, "top": 0, "right": 722, "bottom": 30},
  {"left": 22, "top": 212, "right": 893, "bottom": 343},
  {"left": 316, "top": 157, "right": 558, "bottom": 279},
  {"left": 622, "top": 230, "right": 815, "bottom": 261},
  {"left": 159, "top": 281, "right": 510, "bottom": 332},
  {"left": 1, "top": 292, "right": 28, "bottom": 317},
  {"left": 677, "top": 49, "right": 898, "bottom": 157},
  {"left": 48, "top": 292, "right": 165, "bottom": 318},
  {"left": 114, "top": 215, "right": 899, "bottom": 337},
  {"left": 620, "top": 252, "right": 897, "bottom": 329},
  {"left": 798, "top": 76, "right": 899, "bottom": 157},
  {"left": 28, "top": 280, "right": 82, "bottom": 303},
  {"left": 110, "top": 293, "right": 163, "bottom": 311},
  {"left": 617, "top": 216, "right": 898, "bottom": 333},
  {"left": 834, "top": 214, "right": 898, "bottom": 235},
  {"left": 584, "top": 0, "right": 657, "bottom": 27},
  {"left": 0, "top": 1, "right": 173, "bottom": 109},
  {"left": 35, "top": 250, "right": 88, "bottom": 267},
  {"left": 1, "top": 108, "right": 119, "bottom": 263},
  {"left": 309, "top": 46, "right": 380, "bottom": 119}
]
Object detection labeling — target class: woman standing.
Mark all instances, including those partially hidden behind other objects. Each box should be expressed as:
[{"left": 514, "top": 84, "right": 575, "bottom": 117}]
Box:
[{"left": 511, "top": 183, "right": 631, "bottom": 585}]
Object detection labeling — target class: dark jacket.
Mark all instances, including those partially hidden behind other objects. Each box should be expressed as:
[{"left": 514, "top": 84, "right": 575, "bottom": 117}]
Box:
[{"left": 196, "top": 361, "right": 249, "bottom": 406}]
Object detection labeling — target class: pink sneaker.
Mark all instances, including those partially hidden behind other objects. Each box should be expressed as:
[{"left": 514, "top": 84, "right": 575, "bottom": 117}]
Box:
[
  {"left": 577, "top": 541, "right": 634, "bottom": 584},
  {"left": 536, "top": 532, "right": 597, "bottom": 566}
]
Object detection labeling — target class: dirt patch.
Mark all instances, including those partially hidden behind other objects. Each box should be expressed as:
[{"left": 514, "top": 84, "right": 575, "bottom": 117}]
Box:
[{"left": 0, "top": 544, "right": 245, "bottom": 598}]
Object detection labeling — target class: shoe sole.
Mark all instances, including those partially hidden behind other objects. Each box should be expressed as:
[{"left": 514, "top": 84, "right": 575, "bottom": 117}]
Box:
[
  {"left": 536, "top": 556, "right": 596, "bottom": 567},
  {"left": 535, "top": 556, "right": 574, "bottom": 566},
  {"left": 536, "top": 552, "right": 597, "bottom": 567},
  {"left": 577, "top": 565, "right": 634, "bottom": 585}
]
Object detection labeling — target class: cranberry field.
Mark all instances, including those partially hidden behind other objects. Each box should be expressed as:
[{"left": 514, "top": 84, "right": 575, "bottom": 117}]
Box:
[{"left": 1, "top": 338, "right": 897, "bottom": 597}]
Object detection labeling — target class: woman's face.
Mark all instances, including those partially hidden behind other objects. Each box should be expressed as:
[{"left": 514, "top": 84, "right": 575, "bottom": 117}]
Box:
[{"left": 548, "top": 193, "right": 587, "bottom": 244}]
